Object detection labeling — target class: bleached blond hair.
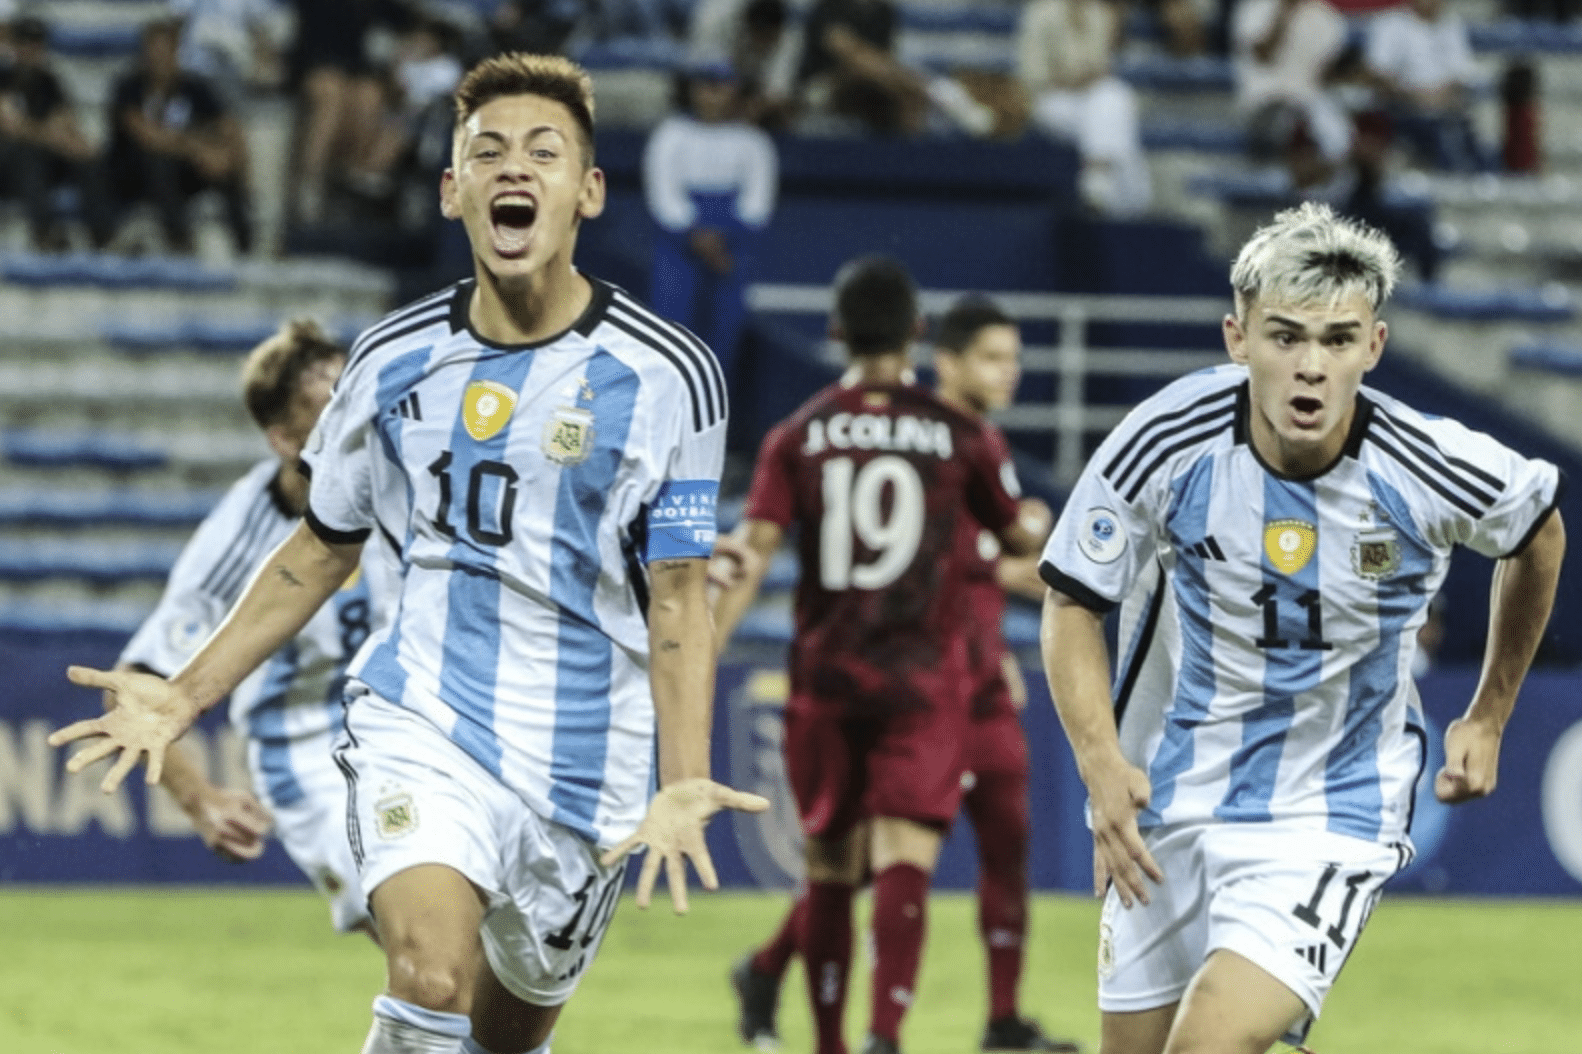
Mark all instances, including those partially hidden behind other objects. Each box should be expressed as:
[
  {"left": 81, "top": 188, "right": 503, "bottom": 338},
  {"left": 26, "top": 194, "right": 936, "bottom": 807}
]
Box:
[{"left": 1230, "top": 202, "right": 1402, "bottom": 320}]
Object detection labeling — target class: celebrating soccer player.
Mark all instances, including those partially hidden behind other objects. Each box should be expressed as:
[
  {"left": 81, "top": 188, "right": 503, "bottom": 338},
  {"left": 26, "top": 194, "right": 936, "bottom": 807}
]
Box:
[
  {"left": 115, "top": 320, "right": 390, "bottom": 938},
  {"left": 712, "top": 259, "right": 1051, "bottom": 1054},
  {"left": 52, "top": 53, "right": 767, "bottom": 1054},
  {"left": 1039, "top": 202, "right": 1565, "bottom": 1053},
  {"left": 727, "top": 296, "right": 1078, "bottom": 1053}
]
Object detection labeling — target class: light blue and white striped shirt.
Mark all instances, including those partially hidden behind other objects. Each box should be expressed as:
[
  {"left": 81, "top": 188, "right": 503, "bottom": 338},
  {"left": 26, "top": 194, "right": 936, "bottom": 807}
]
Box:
[
  {"left": 1041, "top": 364, "right": 1560, "bottom": 846},
  {"left": 301, "top": 276, "right": 728, "bottom": 848}
]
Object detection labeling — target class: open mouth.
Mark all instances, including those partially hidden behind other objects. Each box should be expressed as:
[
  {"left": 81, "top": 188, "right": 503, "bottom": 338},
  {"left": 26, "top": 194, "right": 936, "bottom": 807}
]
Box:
[
  {"left": 1290, "top": 396, "right": 1323, "bottom": 424},
  {"left": 490, "top": 197, "right": 537, "bottom": 256}
]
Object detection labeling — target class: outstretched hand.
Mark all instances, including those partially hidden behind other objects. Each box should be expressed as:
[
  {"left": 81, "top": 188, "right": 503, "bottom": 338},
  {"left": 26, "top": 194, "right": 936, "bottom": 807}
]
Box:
[
  {"left": 600, "top": 777, "right": 770, "bottom": 913},
  {"left": 48, "top": 666, "right": 202, "bottom": 793}
]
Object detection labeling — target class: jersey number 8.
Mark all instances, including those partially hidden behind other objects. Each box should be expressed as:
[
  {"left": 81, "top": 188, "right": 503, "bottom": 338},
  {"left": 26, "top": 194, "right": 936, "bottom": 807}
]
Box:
[{"left": 819, "top": 454, "right": 925, "bottom": 591}]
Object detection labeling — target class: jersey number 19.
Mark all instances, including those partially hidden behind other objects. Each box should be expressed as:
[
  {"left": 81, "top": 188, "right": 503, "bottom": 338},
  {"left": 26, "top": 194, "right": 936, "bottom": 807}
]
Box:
[{"left": 819, "top": 454, "right": 924, "bottom": 591}]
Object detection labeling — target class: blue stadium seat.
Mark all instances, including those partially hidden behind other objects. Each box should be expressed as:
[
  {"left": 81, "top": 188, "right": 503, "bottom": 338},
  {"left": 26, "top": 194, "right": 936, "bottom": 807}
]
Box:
[
  {"left": 573, "top": 36, "right": 685, "bottom": 70},
  {"left": 762, "top": 551, "right": 800, "bottom": 593},
  {"left": 1142, "top": 119, "right": 1247, "bottom": 153},
  {"left": 1393, "top": 283, "right": 1576, "bottom": 322},
  {"left": 48, "top": 24, "right": 139, "bottom": 59},
  {"left": 1469, "top": 18, "right": 1582, "bottom": 53},
  {"left": 0, "top": 488, "right": 219, "bottom": 528},
  {"left": 1116, "top": 54, "right": 1235, "bottom": 93},
  {"left": 0, "top": 252, "right": 234, "bottom": 290},
  {"left": 1510, "top": 341, "right": 1582, "bottom": 376},
  {"left": 0, "top": 601, "right": 148, "bottom": 636},
  {"left": 898, "top": 5, "right": 1017, "bottom": 33},
  {"left": 2, "top": 430, "right": 167, "bottom": 471},
  {"left": 0, "top": 541, "right": 180, "bottom": 583}
]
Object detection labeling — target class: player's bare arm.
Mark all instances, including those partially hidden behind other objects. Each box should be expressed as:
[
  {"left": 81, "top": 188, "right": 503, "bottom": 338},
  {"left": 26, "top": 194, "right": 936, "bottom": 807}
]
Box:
[
  {"left": 997, "top": 497, "right": 1053, "bottom": 558},
  {"left": 1041, "top": 589, "right": 1163, "bottom": 907},
  {"left": 1438, "top": 509, "right": 1566, "bottom": 804},
  {"left": 50, "top": 522, "right": 363, "bottom": 793},
  {"left": 709, "top": 519, "right": 784, "bottom": 651},
  {"left": 602, "top": 556, "right": 770, "bottom": 911},
  {"left": 994, "top": 553, "right": 1048, "bottom": 604}
]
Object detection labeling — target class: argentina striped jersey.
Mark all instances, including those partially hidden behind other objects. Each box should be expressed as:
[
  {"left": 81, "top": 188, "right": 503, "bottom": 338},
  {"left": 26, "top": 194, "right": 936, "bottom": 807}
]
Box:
[
  {"left": 300, "top": 276, "right": 728, "bottom": 848},
  {"left": 1040, "top": 364, "right": 1561, "bottom": 846},
  {"left": 121, "top": 459, "right": 392, "bottom": 808}
]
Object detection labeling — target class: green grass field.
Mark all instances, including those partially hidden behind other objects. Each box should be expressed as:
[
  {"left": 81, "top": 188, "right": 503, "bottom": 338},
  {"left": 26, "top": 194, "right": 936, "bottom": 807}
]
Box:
[{"left": 1, "top": 888, "right": 1579, "bottom": 1053}]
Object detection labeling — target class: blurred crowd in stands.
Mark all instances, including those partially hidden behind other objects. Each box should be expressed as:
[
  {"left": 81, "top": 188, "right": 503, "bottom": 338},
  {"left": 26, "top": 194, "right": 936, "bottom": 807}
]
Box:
[{"left": 0, "top": 0, "right": 1562, "bottom": 271}]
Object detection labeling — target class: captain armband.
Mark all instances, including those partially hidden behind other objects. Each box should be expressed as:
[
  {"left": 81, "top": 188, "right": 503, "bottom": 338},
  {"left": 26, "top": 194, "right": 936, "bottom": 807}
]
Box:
[{"left": 644, "top": 479, "right": 719, "bottom": 563}]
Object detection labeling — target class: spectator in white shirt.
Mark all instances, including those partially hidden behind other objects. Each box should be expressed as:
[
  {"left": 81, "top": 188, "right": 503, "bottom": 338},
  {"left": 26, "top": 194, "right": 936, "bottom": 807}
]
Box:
[
  {"left": 1017, "top": 0, "right": 1151, "bottom": 216},
  {"left": 1233, "top": 0, "right": 1353, "bottom": 166},
  {"left": 1365, "top": 0, "right": 1489, "bottom": 171},
  {"left": 644, "top": 58, "right": 779, "bottom": 380}
]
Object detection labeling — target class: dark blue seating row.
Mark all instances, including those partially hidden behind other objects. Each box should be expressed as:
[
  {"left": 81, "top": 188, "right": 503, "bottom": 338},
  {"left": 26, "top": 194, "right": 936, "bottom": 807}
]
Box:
[
  {"left": 1394, "top": 283, "right": 1576, "bottom": 322},
  {"left": 0, "top": 542, "right": 179, "bottom": 583},
  {"left": 1142, "top": 119, "right": 1246, "bottom": 153},
  {"left": 1511, "top": 341, "right": 1582, "bottom": 376},
  {"left": 0, "top": 488, "right": 219, "bottom": 527},
  {"left": 3, "top": 430, "right": 167, "bottom": 471},
  {"left": 1, "top": 252, "right": 234, "bottom": 291},
  {"left": 0, "top": 602, "right": 146, "bottom": 637}
]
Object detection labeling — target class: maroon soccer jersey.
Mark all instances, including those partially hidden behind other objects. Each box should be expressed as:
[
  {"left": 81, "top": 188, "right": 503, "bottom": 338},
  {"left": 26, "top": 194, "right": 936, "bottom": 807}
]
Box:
[
  {"left": 951, "top": 494, "right": 1018, "bottom": 721},
  {"left": 745, "top": 380, "right": 1020, "bottom": 715}
]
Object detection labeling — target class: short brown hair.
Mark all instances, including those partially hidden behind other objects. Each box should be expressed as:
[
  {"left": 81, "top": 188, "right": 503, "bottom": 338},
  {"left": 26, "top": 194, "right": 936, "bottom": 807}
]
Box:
[
  {"left": 453, "top": 53, "right": 597, "bottom": 167},
  {"left": 241, "top": 320, "right": 344, "bottom": 430}
]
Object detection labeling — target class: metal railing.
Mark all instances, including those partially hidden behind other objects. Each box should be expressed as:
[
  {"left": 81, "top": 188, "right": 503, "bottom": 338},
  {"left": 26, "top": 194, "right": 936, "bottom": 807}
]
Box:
[{"left": 747, "top": 284, "right": 1231, "bottom": 487}]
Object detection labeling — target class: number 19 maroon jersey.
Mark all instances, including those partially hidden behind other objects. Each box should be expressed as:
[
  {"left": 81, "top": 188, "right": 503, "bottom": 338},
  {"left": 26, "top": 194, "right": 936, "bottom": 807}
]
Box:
[{"left": 744, "top": 380, "right": 1022, "bottom": 716}]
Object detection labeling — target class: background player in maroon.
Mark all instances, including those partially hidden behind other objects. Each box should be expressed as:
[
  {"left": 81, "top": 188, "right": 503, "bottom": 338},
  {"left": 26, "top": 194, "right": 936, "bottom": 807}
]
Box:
[
  {"left": 712, "top": 259, "right": 1050, "bottom": 1054},
  {"left": 936, "top": 297, "right": 1077, "bottom": 1054},
  {"left": 723, "top": 297, "right": 1076, "bottom": 1053}
]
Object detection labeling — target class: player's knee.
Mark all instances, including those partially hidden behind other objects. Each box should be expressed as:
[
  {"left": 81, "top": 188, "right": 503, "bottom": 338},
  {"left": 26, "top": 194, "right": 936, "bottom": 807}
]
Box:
[{"left": 385, "top": 951, "right": 474, "bottom": 1013}]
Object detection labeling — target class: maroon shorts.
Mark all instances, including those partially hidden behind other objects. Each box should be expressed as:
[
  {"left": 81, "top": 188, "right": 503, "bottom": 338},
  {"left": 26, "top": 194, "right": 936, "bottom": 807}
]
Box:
[
  {"left": 963, "top": 702, "right": 1029, "bottom": 783},
  {"left": 784, "top": 696, "right": 971, "bottom": 840}
]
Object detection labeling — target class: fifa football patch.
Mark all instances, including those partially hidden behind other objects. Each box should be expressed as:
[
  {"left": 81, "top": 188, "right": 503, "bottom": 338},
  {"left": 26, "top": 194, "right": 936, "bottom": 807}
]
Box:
[
  {"left": 644, "top": 479, "right": 719, "bottom": 562},
  {"left": 463, "top": 380, "right": 518, "bottom": 442},
  {"left": 1264, "top": 519, "right": 1317, "bottom": 575}
]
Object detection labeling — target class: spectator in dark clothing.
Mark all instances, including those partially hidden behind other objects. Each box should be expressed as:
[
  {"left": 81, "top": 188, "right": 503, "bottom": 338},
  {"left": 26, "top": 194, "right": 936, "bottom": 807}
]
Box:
[
  {"left": 107, "top": 18, "right": 253, "bottom": 254},
  {"left": 0, "top": 16, "right": 114, "bottom": 250},
  {"left": 289, "top": 0, "right": 410, "bottom": 222}
]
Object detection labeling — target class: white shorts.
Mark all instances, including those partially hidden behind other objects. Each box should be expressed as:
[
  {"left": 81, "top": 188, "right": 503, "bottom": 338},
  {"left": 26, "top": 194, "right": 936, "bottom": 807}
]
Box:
[
  {"left": 247, "top": 732, "right": 369, "bottom": 934},
  {"left": 1097, "top": 822, "right": 1410, "bottom": 1042},
  {"left": 336, "top": 692, "right": 626, "bottom": 1006}
]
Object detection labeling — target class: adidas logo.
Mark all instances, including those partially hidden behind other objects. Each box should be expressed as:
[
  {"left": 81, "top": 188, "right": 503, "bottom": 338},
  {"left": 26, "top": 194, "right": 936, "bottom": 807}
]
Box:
[
  {"left": 1297, "top": 943, "right": 1329, "bottom": 973},
  {"left": 1186, "top": 535, "right": 1226, "bottom": 560},
  {"left": 392, "top": 393, "right": 423, "bottom": 420}
]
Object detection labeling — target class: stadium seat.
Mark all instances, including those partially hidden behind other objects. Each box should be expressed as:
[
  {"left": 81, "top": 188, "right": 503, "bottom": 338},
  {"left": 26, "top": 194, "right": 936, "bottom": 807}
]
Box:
[
  {"left": 1510, "top": 341, "right": 1582, "bottom": 376},
  {"left": 1468, "top": 18, "right": 1582, "bottom": 53},
  {"left": 0, "top": 600, "right": 150, "bottom": 636},
  {"left": 48, "top": 23, "right": 139, "bottom": 59},
  {"left": 0, "top": 540, "right": 180, "bottom": 584},
  {"left": 1393, "top": 283, "right": 1576, "bottom": 322},
  {"left": 1142, "top": 119, "right": 1247, "bottom": 153},
  {"left": 0, "top": 488, "right": 220, "bottom": 528},
  {"left": 2, "top": 429, "right": 167, "bottom": 471},
  {"left": 0, "top": 252, "right": 234, "bottom": 291},
  {"left": 1116, "top": 55, "right": 1235, "bottom": 93}
]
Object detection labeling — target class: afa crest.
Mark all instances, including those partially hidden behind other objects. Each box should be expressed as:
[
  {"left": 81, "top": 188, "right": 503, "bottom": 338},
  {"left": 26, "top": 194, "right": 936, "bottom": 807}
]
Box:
[
  {"left": 463, "top": 380, "right": 518, "bottom": 442},
  {"left": 543, "top": 407, "right": 595, "bottom": 465},
  {"left": 1264, "top": 519, "right": 1317, "bottom": 575},
  {"left": 375, "top": 792, "right": 418, "bottom": 839},
  {"left": 1352, "top": 527, "right": 1401, "bottom": 579}
]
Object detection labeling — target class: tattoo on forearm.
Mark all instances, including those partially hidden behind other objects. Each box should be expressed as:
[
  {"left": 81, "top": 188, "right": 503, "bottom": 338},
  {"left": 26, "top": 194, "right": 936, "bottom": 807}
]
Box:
[
  {"left": 659, "top": 639, "right": 682, "bottom": 652},
  {"left": 653, "top": 560, "right": 692, "bottom": 575},
  {"left": 274, "top": 566, "right": 305, "bottom": 588}
]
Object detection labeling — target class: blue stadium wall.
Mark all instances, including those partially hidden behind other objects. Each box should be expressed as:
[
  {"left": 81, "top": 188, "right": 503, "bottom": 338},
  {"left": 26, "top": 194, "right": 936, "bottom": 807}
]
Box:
[{"left": 4, "top": 630, "right": 1582, "bottom": 897}]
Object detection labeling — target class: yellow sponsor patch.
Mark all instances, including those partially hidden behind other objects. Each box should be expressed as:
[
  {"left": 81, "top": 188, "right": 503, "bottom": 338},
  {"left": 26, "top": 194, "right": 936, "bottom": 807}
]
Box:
[
  {"left": 463, "top": 380, "right": 518, "bottom": 442},
  {"left": 1264, "top": 519, "right": 1317, "bottom": 575}
]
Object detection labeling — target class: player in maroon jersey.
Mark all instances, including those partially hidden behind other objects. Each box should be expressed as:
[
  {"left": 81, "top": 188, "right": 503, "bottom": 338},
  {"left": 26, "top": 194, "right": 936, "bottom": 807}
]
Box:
[
  {"left": 712, "top": 261, "right": 1051, "bottom": 1054},
  {"left": 722, "top": 297, "right": 1079, "bottom": 1052}
]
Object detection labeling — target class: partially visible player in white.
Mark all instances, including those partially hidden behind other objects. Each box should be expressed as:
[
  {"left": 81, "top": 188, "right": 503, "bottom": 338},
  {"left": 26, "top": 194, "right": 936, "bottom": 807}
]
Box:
[
  {"left": 1040, "top": 201, "right": 1565, "bottom": 1054},
  {"left": 52, "top": 53, "right": 767, "bottom": 1054},
  {"left": 116, "top": 319, "right": 385, "bottom": 938}
]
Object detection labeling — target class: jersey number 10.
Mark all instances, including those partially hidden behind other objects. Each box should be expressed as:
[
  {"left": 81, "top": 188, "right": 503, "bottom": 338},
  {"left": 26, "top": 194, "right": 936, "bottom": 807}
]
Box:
[{"left": 819, "top": 455, "right": 925, "bottom": 591}]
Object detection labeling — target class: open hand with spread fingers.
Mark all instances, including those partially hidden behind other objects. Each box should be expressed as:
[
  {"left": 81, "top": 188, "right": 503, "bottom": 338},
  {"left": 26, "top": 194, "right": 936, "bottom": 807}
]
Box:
[
  {"left": 48, "top": 665, "right": 204, "bottom": 793},
  {"left": 600, "top": 777, "right": 770, "bottom": 913}
]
